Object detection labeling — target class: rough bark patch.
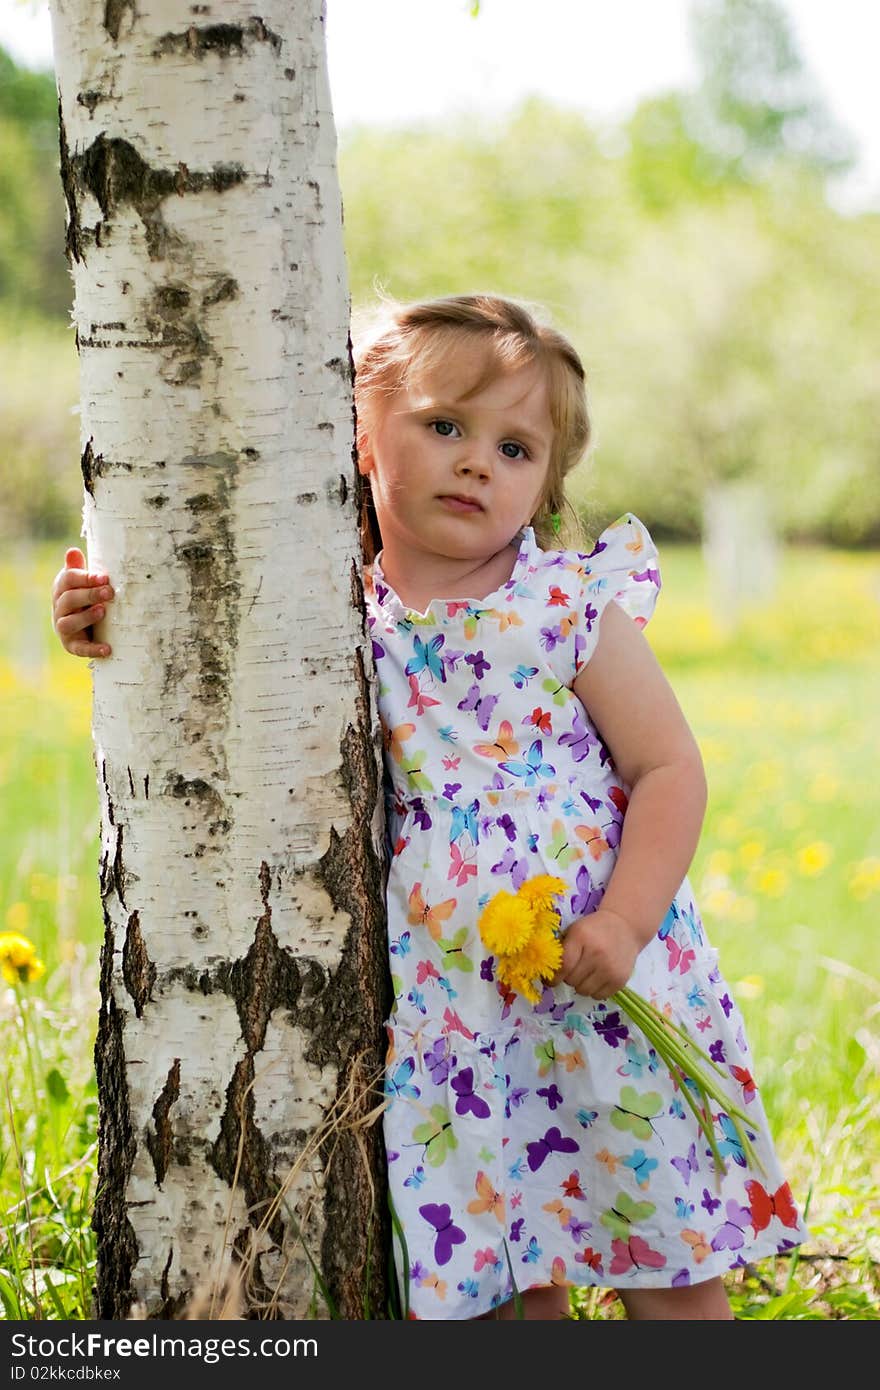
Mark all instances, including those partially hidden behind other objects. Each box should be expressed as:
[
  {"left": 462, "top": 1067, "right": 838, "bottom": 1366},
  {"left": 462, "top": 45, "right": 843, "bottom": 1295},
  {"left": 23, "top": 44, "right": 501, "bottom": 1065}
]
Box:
[
  {"left": 122, "top": 909, "right": 156, "bottom": 1018},
  {"left": 146, "top": 1058, "right": 181, "bottom": 1187}
]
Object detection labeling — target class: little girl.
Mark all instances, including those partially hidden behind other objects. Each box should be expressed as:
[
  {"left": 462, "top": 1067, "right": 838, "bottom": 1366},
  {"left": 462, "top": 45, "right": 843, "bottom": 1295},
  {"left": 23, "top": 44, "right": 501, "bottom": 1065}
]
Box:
[{"left": 53, "top": 293, "right": 806, "bottom": 1321}]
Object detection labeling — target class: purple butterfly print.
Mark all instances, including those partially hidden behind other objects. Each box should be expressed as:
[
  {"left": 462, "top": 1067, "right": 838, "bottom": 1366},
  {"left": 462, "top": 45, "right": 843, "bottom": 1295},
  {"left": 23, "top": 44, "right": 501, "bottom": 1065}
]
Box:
[
  {"left": 465, "top": 649, "right": 492, "bottom": 680},
  {"left": 450, "top": 1066, "right": 491, "bottom": 1119},
  {"left": 495, "top": 813, "right": 517, "bottom": 842},
  {"left": 536, "top": 1083, "right": 563, "bottom": 1111},
  {"left": 442, "top": 782, "right": 462, "bottom": 800},
  {"left": 701, "top": 1187, "right": 722, "bottom": 1215},
  {"left": 509, "top": 1218, "right": 525, "bottom": 1243},
  {"left": 410, "top": 798, "right": 432, "bottom": 832},
  {"left": 570, "top": 864, "right": 603, "bottom": 918},
  {"left": 525, "top": 1126, "right": 580, "bottom": 1172},
  {"left": 371, "top": 637, "right": 385, "bottom": 663},
  {"left": 593, "top": 1010, "right": 629, "bottom": 1049},
  {"left": 565, "top": 1217, "right": 592, "bottom": 1244},
  {"left": 410, "top": 1259, "right": 427, "bottom": 1282},
  {"left": 720, "top": 993, "right": 734, "bottom": 1018},
  {"left": 633, "top": 566, "right": 661, "bottom": 587},
  {"left": 457, "top": 682, "right": 500, "bottom": 732},
  {"left": 586, "top": 539, "right": 608, "bottom": 560},
  {"left": 480, "top": 956, "right": 495, "bottom": 982},
  {"left": 559, "top": 709, "right": 596, "bottom": 763},
  {"left": 578, "top": 790, "right": 604, "bottom": 815},
  {"left": 491, "top": 845, "right": 529, "bottom": 890},
  {"left": 670, "top": 1142, "right": 699, "bottom": 1187},
  {"left": 442, "top": 648, "right": 466, "bottom": 674},
  {"left": 539, "top": 624, "right": 563, "bottom": 652},
  {"left": 711, "top": 1199, "right": 751, "bottom": 1252},
  {"left": 671, "top": 1268, "right": 692, "bottom": 1287},
  {"left": 419, "top": 1203, "right": 467, "bottom": 1266},
  {"left": 709, "top": 1039, "right": 727, "bottom": 1065},
  {"left": 583, "top": 601, "right": 599, "bottom": 632},
  {"left": 534, "top": 987, "right": 568, "bottom": 1021},
  {"left": 424, "top": 1037, "right": 456, "bottom": 1085},
  {"left": 505, "top": 1086, "right": 529, "bottom": 1119}
]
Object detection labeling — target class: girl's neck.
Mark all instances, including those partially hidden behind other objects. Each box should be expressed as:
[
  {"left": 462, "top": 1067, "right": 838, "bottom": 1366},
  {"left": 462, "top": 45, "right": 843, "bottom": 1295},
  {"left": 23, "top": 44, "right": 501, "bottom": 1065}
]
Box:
[{"left": 376, "top": 537, "right": 522, "bottom": 613}]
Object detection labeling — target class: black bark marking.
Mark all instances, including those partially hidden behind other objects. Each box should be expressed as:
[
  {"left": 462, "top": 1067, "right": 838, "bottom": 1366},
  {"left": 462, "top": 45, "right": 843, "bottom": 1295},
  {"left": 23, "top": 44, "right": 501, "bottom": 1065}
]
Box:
[
  {"left": 153, "top": 19, "right": 282, "bottom": 60},
  {"left": 62, "top": 132, "right": 246, "bottom": 264},
  {"left": 146, "top": 1059, "right": 181, "bottom": 1187},
  {"left": 211, "top": 1055, "right": 282, "bottom": 1246},
  {"left": 201, "top": 274, "right": 239, "bottom": 307},
  {"left": 93, "top": 905, "right": 139, "bottom": 1318},
  {"left": 104, "top": 0, "right": 136, "bottom": 44},
  {"left": 77, "top": 90, "right": 108, "bottom": 116},
  {"left": 122, "top": 911, "right": 156, "bottom": 1019},
  {"left": 166, "top": 774, "right": 231, "bottom": 837},
  {"left": 127, "top": 766, "right": 135, "bottom": 796},
  {"left": 81, "top": 438, "right": 102, "bottom": 499}
]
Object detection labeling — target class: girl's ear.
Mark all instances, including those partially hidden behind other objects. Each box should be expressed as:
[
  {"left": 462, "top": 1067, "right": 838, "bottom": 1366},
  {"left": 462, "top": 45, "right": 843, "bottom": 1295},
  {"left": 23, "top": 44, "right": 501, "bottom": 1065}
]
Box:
[{"left": 356, "top": 432, "right": 373, "bottom": 476}]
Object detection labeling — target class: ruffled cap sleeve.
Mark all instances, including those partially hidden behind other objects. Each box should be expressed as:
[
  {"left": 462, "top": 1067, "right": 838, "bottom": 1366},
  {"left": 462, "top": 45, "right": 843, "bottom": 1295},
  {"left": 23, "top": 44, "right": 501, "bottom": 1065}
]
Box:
[{"left": 573, "top": 512, "right": 661, "bottom": 675}]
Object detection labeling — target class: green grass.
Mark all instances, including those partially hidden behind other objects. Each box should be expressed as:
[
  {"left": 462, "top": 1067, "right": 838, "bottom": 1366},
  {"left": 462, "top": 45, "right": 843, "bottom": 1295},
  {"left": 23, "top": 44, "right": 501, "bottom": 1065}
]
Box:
[{"left": 1, "top": 540, "right": 878, "bottom": 1319}]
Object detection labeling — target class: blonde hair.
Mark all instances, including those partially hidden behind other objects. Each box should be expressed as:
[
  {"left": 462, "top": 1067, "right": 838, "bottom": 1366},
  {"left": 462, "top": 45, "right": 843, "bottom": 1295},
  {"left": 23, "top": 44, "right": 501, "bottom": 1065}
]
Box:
[{"left": 352, "top": 293, "right": 591, "bottom": 562}]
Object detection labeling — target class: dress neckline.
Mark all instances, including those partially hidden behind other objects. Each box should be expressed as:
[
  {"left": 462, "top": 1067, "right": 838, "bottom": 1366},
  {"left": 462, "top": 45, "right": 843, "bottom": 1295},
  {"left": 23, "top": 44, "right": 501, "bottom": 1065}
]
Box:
[{"left": 370, "top": 527, "right": 536, "bottom": 620}]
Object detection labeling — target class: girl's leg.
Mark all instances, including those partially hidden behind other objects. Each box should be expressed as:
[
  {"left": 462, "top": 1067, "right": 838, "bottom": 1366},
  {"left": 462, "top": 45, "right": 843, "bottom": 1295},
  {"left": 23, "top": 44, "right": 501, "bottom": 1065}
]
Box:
[
  {"left": 475, "top": 1285, "right": 572, "bottom": 1320},
  {"left": 615, "top": 1276, "right": 733, "bottom": 1320}
]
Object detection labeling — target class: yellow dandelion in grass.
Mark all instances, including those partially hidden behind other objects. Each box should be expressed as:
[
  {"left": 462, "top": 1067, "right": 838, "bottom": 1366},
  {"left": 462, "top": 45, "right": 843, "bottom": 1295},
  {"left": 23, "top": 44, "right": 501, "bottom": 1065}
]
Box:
[
  {"left": 738, "top": 840, "right": 765, "bottom": 869},
  {"left": 848, "top": 858, "right": 880, "bottom": 902},
  {"left": 0, "top": 932, "right": 45, "bottom": 985},
  {"left": 797, "top": 842, "right": 832, "bottom": 877},
  {"left": 735, "top": 974, "right": 765, "bottom": 1000},
  {"left": 755, "top": 867, "right": 789, "bottom": 898},
  {"left": 478, "top": 890, "right": 535, "bottom": 955}
]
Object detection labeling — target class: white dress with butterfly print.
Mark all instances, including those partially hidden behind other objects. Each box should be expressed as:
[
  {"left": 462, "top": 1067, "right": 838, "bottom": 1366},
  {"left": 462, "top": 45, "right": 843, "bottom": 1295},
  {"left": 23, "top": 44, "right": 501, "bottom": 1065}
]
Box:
[{"left": 365, "top": 513, "right": 807, "bottom": 1320}]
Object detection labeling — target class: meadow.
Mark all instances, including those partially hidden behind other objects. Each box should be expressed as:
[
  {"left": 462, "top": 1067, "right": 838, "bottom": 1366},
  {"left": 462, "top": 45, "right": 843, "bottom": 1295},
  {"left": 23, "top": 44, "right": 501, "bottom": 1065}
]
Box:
[{"left": 1, "top": 539, "right": 878, "bottom": 1320}]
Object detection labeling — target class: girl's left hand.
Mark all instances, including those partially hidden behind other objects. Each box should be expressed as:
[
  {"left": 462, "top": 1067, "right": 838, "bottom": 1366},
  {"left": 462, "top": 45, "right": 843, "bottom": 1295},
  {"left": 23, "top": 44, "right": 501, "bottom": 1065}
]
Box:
[{"left": 551, "top": 908, "right": 641, "bottom": 1000}]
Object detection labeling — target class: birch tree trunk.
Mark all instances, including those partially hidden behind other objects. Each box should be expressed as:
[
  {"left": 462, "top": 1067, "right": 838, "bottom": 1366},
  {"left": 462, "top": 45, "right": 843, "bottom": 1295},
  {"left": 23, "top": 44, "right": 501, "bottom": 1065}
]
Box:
[{"left": 48, "top": 0, "right": 389, "bottom": 1319}]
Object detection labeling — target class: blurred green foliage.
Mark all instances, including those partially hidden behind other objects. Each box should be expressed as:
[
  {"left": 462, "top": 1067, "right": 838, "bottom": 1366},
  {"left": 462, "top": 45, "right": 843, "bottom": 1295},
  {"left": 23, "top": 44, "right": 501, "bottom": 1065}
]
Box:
[{"left": 0, "top": 0, "right": 877, "bottom": 544}]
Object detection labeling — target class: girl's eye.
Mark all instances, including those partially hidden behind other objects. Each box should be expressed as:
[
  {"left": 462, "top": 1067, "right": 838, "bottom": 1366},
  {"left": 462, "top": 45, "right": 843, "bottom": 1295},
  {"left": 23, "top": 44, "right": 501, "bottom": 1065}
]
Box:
[
  {"left": 500, "top": 441, "right": 528, "bottom": 460},
  {"left": 431, "top": 419, "right": 459, "bottom": 438}
]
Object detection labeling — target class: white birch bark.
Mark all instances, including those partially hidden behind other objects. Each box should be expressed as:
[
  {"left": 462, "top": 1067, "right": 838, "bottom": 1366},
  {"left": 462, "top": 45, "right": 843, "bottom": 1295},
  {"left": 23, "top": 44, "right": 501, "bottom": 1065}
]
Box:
[{"left": 48, "top": 0, "right": 389, "bottom": 1318}]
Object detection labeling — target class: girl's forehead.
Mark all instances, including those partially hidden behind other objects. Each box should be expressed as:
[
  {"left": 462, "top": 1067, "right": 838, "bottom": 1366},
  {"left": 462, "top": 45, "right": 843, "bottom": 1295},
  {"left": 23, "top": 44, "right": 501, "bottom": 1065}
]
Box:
[{"left": 406, "top": 347, "right": 550, "bottom": 412}]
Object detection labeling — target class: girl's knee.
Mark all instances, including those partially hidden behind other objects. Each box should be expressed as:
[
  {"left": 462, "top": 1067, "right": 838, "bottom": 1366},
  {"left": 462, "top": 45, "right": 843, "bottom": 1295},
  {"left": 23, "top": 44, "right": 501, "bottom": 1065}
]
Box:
[{"left": 616, "top": 1277, "right": 733, "bottom": 1321}]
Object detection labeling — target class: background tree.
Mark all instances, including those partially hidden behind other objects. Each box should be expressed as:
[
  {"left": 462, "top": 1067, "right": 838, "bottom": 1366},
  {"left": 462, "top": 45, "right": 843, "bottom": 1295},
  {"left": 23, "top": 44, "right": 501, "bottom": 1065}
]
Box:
[{"left": 46, "top": 0, "right": 388, "bottom": 1318}]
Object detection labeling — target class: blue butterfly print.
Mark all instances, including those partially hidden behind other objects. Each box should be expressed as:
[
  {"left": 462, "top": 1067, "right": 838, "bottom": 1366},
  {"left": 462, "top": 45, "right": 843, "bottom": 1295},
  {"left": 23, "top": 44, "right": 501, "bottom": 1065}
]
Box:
[
  {"left": 498, "top": 739, "right": 556, "bottom": 786},
  {"left": 687, "top": 982, "right": 707, "bottom": 1009},
  {"left": 407, "top": 987, "right": 427, "bottom": 1015},
  {"left": 675, "top": 1196, "right": 695, "bottom": 1219},
  {"left": 617, "top": 1039, "right": 660, "bottom": 1079},
  {"left": 404, "top": 1165, "right": 427, "bottom": 1189},
  {"left": 450, "top": 800, "right": 480, "bottom": 845},
  {"left": 405, "top": 633, "right": 446, "bottom": 683},
  {"left": 384, "top": 1057, "right": 420, "bottom": 1103},
  {"left": 511, "top": 664, "right": 539, "bottom": 689},
  {"left": 577, "top": 1108, "right": 599, "bottom": 1129},
  {"left": 438, "top": 724, "right": 458, "bottom": 743},
  {"left": 668, "top": 1097, "right": 686, "bottom": 1120},
  {"left": 522, "top": 1236, "right": 542, "bottom": 1264},
  {"left": 457, "top": 1278, "right": 479, "bottom": 1298},
  {"left": 715, "top": 1112, "right": 747, "bottom": 1167},
  {"left": 507, "top": 1157, "right": 527, "bottom": 1181},
  {"left": 624, "top": 1148, "right": 658, "bottom": 1186},
  {"left": 438, "top": 976, "right": 458, "bottom": 1000},
  {"left": 658, "top": 905, "right": 677, "bottom": 941},
  {"left": 390, "top": 930, "right": 411, "bottom": 957},
  {"left": 565, "top": 1012, "right": 591, "bottom": 1037}
]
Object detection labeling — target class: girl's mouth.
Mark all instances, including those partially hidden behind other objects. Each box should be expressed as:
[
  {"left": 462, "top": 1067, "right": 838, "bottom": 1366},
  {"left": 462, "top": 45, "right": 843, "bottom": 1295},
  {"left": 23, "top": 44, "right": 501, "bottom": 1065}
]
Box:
[{"left": 439, "top": 495, "right": 483, "bottom": 513}]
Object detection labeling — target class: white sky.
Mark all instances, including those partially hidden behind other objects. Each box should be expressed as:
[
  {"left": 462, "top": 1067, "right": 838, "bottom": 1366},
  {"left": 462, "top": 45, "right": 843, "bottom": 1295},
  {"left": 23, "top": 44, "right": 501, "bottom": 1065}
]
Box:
[{"left": 2, "top": 0, "right": 877, "bottom": 210}]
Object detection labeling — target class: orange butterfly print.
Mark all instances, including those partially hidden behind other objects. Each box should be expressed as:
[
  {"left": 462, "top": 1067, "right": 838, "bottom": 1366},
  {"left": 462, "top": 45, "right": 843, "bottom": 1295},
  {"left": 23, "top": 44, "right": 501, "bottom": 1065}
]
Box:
[
  {"left": 493, "top": 607, "right": 523, "bottom": 633},
  {"left": 596, "top": 1148, "right": 620, "bottom": 1174},
  {"left": 562, "top": 1171, "right": 586, "bottom": 1201},
  {"left": 558, "top": 611, "right": 577, "bottom": 637},
  {"left": 557, "top": 1049, "right": 586, "bottom": 1074},
  {"left": 680, "top": 1229, "right": 712, "bottom": 1264},
  {"left": 467, "top": 1170, "right": 506, "bottom": 1224},
  {"left": 542, "top": 1198, "right": 574, "bottom": 1228},
  {"left": 383, "top": 718, "right": 416, "bottom": 763},
  {"left": 473, "top": 719, "right": 520, "bottom": 762},
  {"left": 393, "top": 835, "right": 411, "bottom": 857},
  {"left": 626, "top": 531, "right": 644, "bottom": 556},
  {"left": 575, "top": 824, "right": 610, "bottom": 861},
  {"left": 419, "top": 1272, "right": 448, "bottom": 1299},
  {"left": 407, "top": 882, "right": 457, "bottom": 941}
]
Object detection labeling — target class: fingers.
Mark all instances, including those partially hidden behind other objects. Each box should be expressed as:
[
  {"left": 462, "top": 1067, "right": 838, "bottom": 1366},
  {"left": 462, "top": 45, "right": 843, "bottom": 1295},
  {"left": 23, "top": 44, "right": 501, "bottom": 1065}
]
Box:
[{"left": 51, "top": 546, "right": 115, "bottom": 659}]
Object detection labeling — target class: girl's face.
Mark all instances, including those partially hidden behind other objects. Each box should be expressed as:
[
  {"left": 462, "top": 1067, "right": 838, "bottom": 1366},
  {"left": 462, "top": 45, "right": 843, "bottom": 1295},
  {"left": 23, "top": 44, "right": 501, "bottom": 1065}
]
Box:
[{"left": 358, "top": 350, "right": 554, "bottom": 569}]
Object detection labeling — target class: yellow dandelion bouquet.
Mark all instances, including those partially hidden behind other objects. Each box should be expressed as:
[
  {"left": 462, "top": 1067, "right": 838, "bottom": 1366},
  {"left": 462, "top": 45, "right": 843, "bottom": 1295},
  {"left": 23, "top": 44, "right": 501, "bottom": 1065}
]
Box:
[{"left": 477, "top": 876, "right": 763, "bottom": 1178}]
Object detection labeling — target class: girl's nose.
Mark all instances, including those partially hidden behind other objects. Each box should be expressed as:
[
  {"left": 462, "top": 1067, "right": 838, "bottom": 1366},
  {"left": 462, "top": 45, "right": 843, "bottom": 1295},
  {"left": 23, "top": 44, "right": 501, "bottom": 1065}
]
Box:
[{"left": 456, "top": 442, "right": 493, "bottom": 480}]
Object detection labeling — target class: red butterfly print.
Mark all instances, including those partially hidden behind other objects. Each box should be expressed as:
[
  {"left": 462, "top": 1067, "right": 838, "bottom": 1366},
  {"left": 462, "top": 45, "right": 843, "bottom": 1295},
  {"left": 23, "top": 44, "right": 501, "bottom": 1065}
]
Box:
[
  {"left": 524, "top": 707, "right": 553, "bottom": 735},
  {"left": 562, "top": 1171, "right": 586, "bottom": 1201},
  {"left": 574, "top": 1246, "right": 603, "bottom": 1272},
  {"left": 547, "top": 585, "right": 572, "bottom": 607},
  {"left": 443, "top": 1007, "right": 475, "bottom": 1041},
  {"left": 745, "top": 1180, "right": 799, "bottom": 1234},
  {"left": 442, "top": 754, "right": 461, "bottom": 771},
  {"left": 416, "top": 960, "right": 441, "bottom": 985},
  {"left": 665, "top": 937, "right": 696, "bottom": 975},
  {"left": 407, "top": 673, "right": 440, "bottom": 716},
  {"left": 609, "top": 1235, "right": 667, "bottom": 1276},
  {"left": 448, "top": 842, "right": 477, "bottom": 887},
  {"left": 607, "top": 786, "right": 628, "bottom": 814},
  {"left": 730, "top": 1064, "right": 757, "bottom": 1103}
]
